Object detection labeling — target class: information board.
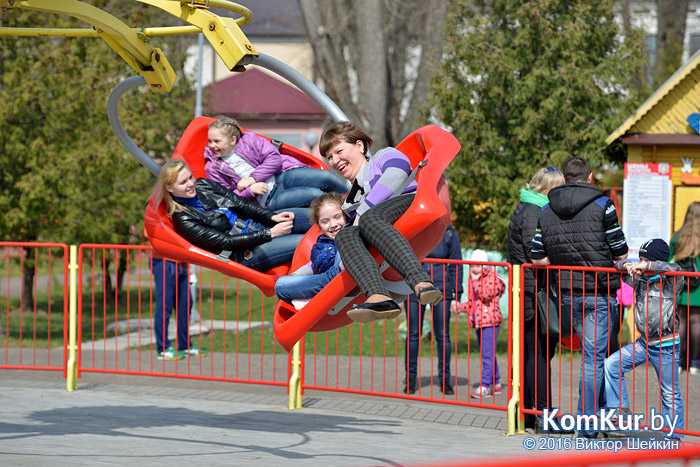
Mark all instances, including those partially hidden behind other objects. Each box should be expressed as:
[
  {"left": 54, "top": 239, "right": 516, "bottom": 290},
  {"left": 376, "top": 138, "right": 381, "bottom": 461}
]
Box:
[{"left": 622, "top": 162, "right": 673, "bottom": 260}]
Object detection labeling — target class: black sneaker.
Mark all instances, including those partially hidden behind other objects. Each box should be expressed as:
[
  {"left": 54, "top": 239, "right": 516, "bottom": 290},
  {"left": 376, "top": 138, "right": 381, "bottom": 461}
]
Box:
[
  {"left": 441, "top": 383, "right": 454, "bottom": 395},
  {"left": 403, "top": 380, "right": 416, "bottom": 394}
]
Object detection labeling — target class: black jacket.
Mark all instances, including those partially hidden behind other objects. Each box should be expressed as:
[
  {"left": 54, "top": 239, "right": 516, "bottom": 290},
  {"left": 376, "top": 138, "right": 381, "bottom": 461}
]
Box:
[
  {"left": 172, "top": 178, "right": 275, "bottom": 257},
  {"left": 507, "top": 200, "right": 542, "bottom": 321},
  {"left": 534, "top": 183, "right": 627, "bottom": 295}
]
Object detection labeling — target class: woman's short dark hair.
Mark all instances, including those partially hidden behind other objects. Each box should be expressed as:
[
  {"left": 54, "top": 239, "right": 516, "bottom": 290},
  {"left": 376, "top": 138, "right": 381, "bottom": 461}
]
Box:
[{"left": 319, "top": 121, "right": 372, "bottom": 159}]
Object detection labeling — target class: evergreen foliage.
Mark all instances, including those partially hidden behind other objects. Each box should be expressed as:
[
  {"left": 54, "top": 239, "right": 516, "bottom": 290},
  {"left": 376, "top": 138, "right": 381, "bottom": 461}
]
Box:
[{"left": 430, "top": 0, "right": 647, "bottom": 250}]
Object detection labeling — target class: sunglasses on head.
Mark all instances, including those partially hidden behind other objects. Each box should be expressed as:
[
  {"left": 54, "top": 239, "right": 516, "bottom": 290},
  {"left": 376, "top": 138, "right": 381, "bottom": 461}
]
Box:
[{"left": 545, "top": 166, "right": 560, "bottom": 173}]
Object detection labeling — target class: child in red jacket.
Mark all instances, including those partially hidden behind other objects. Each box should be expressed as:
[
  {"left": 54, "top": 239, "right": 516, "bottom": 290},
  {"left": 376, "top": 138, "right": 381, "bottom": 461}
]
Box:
[{"left": 465, "top": 249, "right": 506, "bottom": 398}]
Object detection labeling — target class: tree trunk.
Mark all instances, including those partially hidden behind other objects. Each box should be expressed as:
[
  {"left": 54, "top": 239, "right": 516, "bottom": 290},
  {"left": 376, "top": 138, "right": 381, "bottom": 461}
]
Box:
[
  {"left": 654, "top": 0, "right": 689, "bottom": 87},
  {"left": 620, "top": 0, "right": 632, "bottom": 32},
  {"left": 397, "top": 0, "right": 449, "bottom": 141},
  {"left": 21, "top": 247, "right": 35, "bottom": 311},
  {"left": 116, "top": 252, "right": 128, "bottom": 296},
  {"left": 297, "top": 0, "right": 359, "bottom": 123},
  {"left": 297, "top": 0, "right": 449, "bottom": 147},
  {"left": 103, "top": 258, "right": 114, "bottom": 298},
  {"left": 353, "top": 0, "right": 389, "bottom": 147}
]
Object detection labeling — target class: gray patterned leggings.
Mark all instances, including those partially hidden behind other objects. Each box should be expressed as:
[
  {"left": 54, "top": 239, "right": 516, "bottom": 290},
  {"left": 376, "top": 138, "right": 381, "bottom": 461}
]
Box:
[{"left": 335, "top": 194, "right": 430, "bottom": 298}]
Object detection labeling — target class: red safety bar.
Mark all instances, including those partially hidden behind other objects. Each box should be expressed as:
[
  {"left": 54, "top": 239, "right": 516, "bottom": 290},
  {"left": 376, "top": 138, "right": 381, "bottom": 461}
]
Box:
[
  {"left": 0, "top": 242, "right": 69, "bottom": 374},
  {"left": 144, "top": 116, "right": 330, "bottom": 297},
  {"left": 273, "top": 125, "right": 461, "bottom": 352}
]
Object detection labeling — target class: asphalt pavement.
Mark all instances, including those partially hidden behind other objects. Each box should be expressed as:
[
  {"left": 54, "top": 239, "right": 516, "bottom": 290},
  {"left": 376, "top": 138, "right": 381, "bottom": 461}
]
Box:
[
  {"left": 2, "top": 370, "right": 699, "bottom": 466},
  {"left": 0, "top": 370, "right": 535, "bottom": 466}
]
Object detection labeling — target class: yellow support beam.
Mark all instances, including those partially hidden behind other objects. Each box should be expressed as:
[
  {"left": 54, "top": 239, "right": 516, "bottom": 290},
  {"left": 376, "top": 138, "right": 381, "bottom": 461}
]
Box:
[
  {"left": 506, "top": 265, "right": 525, "bottom": 435},
  {"left": 66, "top": 245, "right": 78, "bottom": 392},
  {"left": 0, "top": 26, "right": 202, "bottom": 38},
  {"left": 0, "top": 0, "right": 259, "bottom": 90},
  {"left": 136, "top": 0, "right": 258, "bottom": 71},
  {"left": 0, "top": 0, "right": 176, "bottom": 91},
  {"left": 287, "top": 340, "right": 303, "bottom": 410}
]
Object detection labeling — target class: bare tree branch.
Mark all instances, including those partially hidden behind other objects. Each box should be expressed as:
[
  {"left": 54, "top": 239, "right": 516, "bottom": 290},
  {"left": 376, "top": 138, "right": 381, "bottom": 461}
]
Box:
[{"left": 298, "top": 0, "right": 449, "bottom": 147}]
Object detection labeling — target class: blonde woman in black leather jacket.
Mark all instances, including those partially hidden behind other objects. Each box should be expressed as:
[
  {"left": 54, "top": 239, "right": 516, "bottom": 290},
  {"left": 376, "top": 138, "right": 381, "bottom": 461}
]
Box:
[{"left": 154, "top": 159, "right": 309, "bottom": 271}]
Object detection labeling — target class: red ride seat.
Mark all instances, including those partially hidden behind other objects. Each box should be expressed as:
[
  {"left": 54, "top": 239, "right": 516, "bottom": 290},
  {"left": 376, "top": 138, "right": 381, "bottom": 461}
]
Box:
[
  {"left": 272, "top": 125, "right": 461, "bottom": 352},
  {"left": 144, "top": 116, "right": 331, "bottom": 297}
]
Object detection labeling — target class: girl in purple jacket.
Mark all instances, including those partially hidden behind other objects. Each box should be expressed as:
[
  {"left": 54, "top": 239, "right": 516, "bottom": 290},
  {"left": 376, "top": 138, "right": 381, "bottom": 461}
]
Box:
[{"left": 204, "top": 117, "right": 347, "bottom": 213}]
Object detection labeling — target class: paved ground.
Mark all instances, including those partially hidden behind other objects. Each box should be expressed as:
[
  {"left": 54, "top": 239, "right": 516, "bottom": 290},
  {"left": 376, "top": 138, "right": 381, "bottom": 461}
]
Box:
[
  {"left": 2, "top": 370, "right": 700, "bottom": 467},
  {"left": 0, "top": 370, "right": 531, "bottom": 466}
]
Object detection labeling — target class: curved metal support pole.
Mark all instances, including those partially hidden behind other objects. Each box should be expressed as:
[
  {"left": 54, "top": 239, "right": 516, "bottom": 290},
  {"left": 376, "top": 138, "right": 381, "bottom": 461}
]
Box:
[
  {"left": 107, "top": 76, "right": 162, "bottom": 177},
  {"left": 111, "top": 57, "right": 350, "bottom": 176},
  {"left": 252, "top": 54, "right": 349, "bottom": 124}
]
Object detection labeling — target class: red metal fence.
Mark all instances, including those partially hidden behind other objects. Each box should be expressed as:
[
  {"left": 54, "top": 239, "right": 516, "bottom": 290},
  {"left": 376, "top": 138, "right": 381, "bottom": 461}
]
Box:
[
  {"left": 521, "top": 263, "right": 700, "bottom": 438},
  {"left": 75, "top": 244, "right": 289, "bottom": 387},
  {"left": 3, "top": 241, "right": 700, "bottom": 443},
  {"left": 299, "top": 258, "right": 512, "bottom": 414},
  {"left": 0, "top": 242, "right": 68, "bottom": 374}
]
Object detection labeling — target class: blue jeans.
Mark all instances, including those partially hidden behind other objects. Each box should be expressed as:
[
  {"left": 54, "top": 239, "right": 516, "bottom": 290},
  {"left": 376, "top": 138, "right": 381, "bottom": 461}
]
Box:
[
  {"left": 404, "top": 297, "right": 452, "bottom": 384},
  {"left": 258, "top": 207, "right": 311, "bottom": 233},
  {"left": 604, "top": 338, "right": 684, "bottom": 437},
  {"left": 476, "top": 325, "right": 501, "bottom": 387},
  {"left": 237, "top": 233, "right": 305, "bottom": 272},
  {"left": 266, "top": 168, "right": 347, "bottom": 210},
  {"left": 275, "top": 264, "right": 341, "bottom": 303},
  {"left": 151, "top": 258, "right": 190, "bottom": 353},
  {"left": 564, "top": 294, "right": 618, "bottom": 437},
  {"left": 241, "top": 208, "right": 311, "bottom": 272}
]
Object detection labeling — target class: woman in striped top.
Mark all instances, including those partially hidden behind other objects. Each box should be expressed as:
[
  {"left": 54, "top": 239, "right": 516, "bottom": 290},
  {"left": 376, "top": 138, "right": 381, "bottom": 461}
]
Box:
[{"left": 318, "top": 122, "right": 442, "bottom": 323}]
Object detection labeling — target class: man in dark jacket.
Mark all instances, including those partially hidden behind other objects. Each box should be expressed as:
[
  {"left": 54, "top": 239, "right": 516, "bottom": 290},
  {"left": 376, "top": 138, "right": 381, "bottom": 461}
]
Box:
[
  {"left": 403, "top": 225, "right": 464, "bottom": 395},
  {"left": 531, "top": 157, "right": 628, "bottom": 438}
]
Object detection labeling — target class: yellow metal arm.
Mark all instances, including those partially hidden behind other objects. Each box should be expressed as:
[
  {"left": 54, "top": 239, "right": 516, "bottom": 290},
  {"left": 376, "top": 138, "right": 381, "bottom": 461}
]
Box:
[
  {"left": 0, "top": 0, "right": 259, "bottom": 91},
  {"left": 0, "top": 0, "right": 176, "bottom": 91},
  {"left": 137, "top": 0, "right": 258, "bottom": 72}
]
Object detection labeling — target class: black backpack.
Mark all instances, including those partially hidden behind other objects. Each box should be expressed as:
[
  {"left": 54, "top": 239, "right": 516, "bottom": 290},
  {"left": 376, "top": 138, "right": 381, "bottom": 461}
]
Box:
[{"left": 677, "top": 256, "right": 700, "bottom": 291}]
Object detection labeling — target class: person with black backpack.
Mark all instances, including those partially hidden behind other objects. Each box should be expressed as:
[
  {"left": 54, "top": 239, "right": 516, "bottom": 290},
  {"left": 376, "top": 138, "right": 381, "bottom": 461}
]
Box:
[
  {"left": 670, "top": 201, "right": 700, "bottom": 374},
  {"left": 606, "top": 239, "right": 685, "bottom": 438}
]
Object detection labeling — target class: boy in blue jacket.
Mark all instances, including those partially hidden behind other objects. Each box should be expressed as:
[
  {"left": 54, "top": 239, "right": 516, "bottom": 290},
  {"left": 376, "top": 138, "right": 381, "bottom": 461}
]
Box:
[{"left": 605, "top": 239, "right": 685, "bottom": 438}]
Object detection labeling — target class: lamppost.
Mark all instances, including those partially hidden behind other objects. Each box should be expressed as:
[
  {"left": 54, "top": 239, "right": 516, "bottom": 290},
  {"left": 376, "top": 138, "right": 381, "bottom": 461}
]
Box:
[{"left": 304, "top": 131, "right": 319, "bottom": 155}]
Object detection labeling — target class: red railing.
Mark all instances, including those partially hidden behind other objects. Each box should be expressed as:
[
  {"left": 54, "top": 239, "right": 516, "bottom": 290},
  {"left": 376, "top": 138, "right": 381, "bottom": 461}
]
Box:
[
  {"left": 299, "top": 258, "right": 513, "bottom": 411},
  {"left": 75, "top": 244, "right": 289, "bottom": 387},
  {"left": 413, "top": 441, "right": 700, "bottom": 467},
  {"left": 520, "top": 263, "right": 700, "bottom": 438},
  {"left": 0, "top": 242, "right": 69, "bottom": 374}
]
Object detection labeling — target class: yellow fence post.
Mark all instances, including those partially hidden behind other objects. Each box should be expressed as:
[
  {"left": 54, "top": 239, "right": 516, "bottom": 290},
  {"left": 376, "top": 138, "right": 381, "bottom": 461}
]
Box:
[
  {"left": 506, "top": 264, "right": 524, "bottom": 435},
  {"left": 287, "top": 340, "right": 302, "bottom": 409},
  {"left": 66, "top": 245, "right": 79, "bottom": 392}
]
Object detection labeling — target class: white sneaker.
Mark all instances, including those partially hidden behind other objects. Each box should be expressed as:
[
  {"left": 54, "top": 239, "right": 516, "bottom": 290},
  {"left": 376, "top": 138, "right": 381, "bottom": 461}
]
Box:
[
  {"left": 690, "top": 367, "right": 700, "bottom": 375},
  {"left": 470, "top": 385, "right": 492, "bottom": 398}
]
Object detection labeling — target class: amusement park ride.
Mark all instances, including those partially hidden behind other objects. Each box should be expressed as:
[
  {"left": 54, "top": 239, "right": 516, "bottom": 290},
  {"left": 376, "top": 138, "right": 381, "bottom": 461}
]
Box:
[{"left": 0, "top": 0, "right": 461, "bottom": 352}]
